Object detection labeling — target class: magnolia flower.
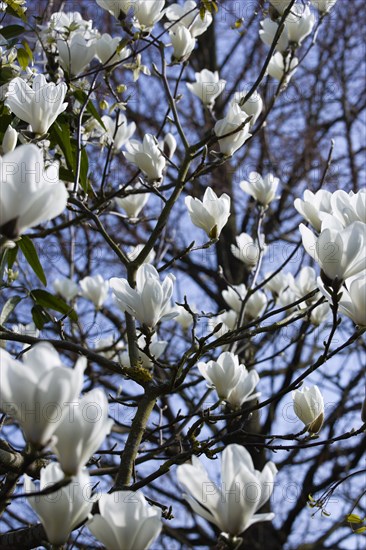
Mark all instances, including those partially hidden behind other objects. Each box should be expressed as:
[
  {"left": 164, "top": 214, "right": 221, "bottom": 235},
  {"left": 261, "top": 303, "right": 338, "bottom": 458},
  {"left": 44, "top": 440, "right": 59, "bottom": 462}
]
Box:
[
  {"left": 294, "top": 189, "right": 333, "bottom": 231},
  {"left": 127, "top": 243, "right": 155, "bottom": 264},
  {"left": 198, "top": 352, "right": 244, "bottom": 400},
  {"left": 0, "top": 343, "right": 85, "bottom": 447},
  {"left": 185, "top": 187, "right": 231, "bottom": 239},
  {"left": 2, "top": 125, "right": 17, "bottom": 153},
  {"left": 310, "top": 0, "right": 338, "bottom": 13},
  {"left": 299, "top": 220, "right": 366, "bottom": 282},
  {"left": 79, "top": 275, "right": 109, "bottom": 308},
  {"left": 101, "top": 114, "right": 136, "bottom": 151},
  {"left": 96, "top": 0, "right": 133, "bottom": 19},
  {"left": 222, "top": 285, "right": 267, "bottom": 320},
  {"left": 240, "top": 172, "right": 279, "bottom": 206},
  {"left": 124, "top": 134, "right": 166, "bottom": 183},
  {"left": 52, "top": 388, "right": 114, "bottom": 475},
  {"left": 5, "top": 75, "right": 67, "bottom": 135},
  {"left": 310, "top": 302, "right": 331, "bottom": 326},
  {"left": 95, "top": 33, "right": 130, "bottom": 65},
  {"left": 12, "top": 322, "right": 39, "bottom": 339},
  {"left": 267, "top": 52, "right": 298, "bottom": 83},
  {"left": 226, "top": 368, "right": 261, "bottom": 410},
  {"left": 231, "top": 232, "right": 265, "bottom": 268},
  {"left": 88, "top": 490, "right": 162, "bottom": 550},
  {"left": 57, "top": 33, "right": 95, "bottom": 75},
  {"left": 110, "top": 264, "right": 177, "bottom": 328},
  {"left": 132, "top": 0, "right": 166, "bottom": 32},
  {"left": 53, "top": 277, "right": 79, "bottom": 301},
  {"left": 186, "top": 69, "right": 226, "bottom": 107},
  {"left": 214, "top": 104, "right": 251, "bottom": 157},
  {"left": 165, "top": 0, "right": 212, "bottom": 37},
  {"left": 161, "top": 132, "right": 177, "bottom": 159},
  {"left": 177, "top": 444, "right": 277, "bottom": 536},
  {"left": 292, "top": 385, "right": 324, "bottom": 434},
  {"left": 175, "top": 303, "right": 195, "bottom": 329},
  {"left": 231, "top": 90, "right": 263, "bottom": 125},
  {"left": 330, "top": 189, "right": 366, "bottom": 226},
  {"left": 290, "top": 266, "right": 318, "bottom": 299},
  {"left": 0, "top": 144, "right": 68, "bottom": 239},
  {"left": 264, "top": 271, "right": 291, "bottom": 296},
  {"left": 285, "top": 5, "right": 315, "bottom": 45},
  {"left": 269, "top": 0, "right": 293, "bottom": 15},
  {"left": 24, "top": 463, "right": 93, "bottom": 545},
  {"left": 259, "top": 18, "right": 289, "bottom": 52},
  {"left": 46, "top": 11, "right": 94, "bottom": 38},
  {"left": 115, "top": 185, "right": 149, "bottom": 218},
  {"left": 337, "top": 274, "right": 366, "bottom": 327},
  {"left": 119, "top": 334, "right": 167, "bottom": 369},
  {"left": 169, "top": 25, "right": 196, "bottom": 62}
]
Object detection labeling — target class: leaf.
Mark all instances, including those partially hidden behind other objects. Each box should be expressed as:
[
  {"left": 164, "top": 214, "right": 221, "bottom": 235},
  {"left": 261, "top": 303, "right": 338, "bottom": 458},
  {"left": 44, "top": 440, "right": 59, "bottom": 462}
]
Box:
[
  {"left": 7, "top": 244, "right": 18, "bottom": 269},
  {"left": 31, "top": 304, "right": 51, "bottom": 330},
  {"left": 347, "top": 514, "right": 363, "bottom": 524},
  {"left": 17, "top": 47, "right": 30, "bottom": 70},
  {"left": 3, "top": 0, "right": 27, "bottom": 21},
  {"left": 18, "top": 236, "right": 47, "bottom": 286},
  {"left": 79, "top": 146, "right": 90, "bottom": 193},
  {"left": 50, "top": 121, "right": 75, "bottom": 171},
  {"left": 73, "top": 90, "right": 106, "bottom": 129},
  {"left": 0, "top": 25, "right": 25, "bottom": 40},
  {"left": 31, "top": 289, "right": 78, "bottom": 322},
  {"left": 0, "top": 296, "right": 22, "bottom": 325},
  {"left": 355, "top": 526, "right": 366, "bottom": 534}
]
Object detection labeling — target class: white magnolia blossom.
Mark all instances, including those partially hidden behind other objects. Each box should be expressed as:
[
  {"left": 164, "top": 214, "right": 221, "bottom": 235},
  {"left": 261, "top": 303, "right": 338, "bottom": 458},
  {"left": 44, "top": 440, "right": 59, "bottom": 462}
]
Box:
[
  {"left": 214, "top": 103, "right": 251, "bottom": 157},
  {"left": 264, "top": 271, "right": 292, "bottom": 296},
  {"left": 175, "top": 303, "right": 195, "bottom": 329},
  {"left": 330, "top": 189, "right": 366, "bottom": 226},
  {"left": 52, "top": 388, "right": 114, "bottom": 475},
  {"left": 177, "top": 444, "right": 277, "bottom": 536},
  {"left": 231, "top": 90, "right": 263, "bottom": 125},
  {"left": 0, "top": 343, "right": 85, "bottom": 447},
  {"left": 277, "top": 287, "right": 299, "bottom": 311},
  {"left": 79, "top": 274, "right": 109, "bottom": 308},
  {"left": 110, "top": 264, "right": 177, "bottom": 328},
  {"left": 198, "top": 352, "right": 245, "bottom": 401},
  {"left": 240, "top": 172, "right": 280, "bottom": 206},
  {"left": 186, "top": 69, "right": 226, "bottom": 107},
  {"left": 294, "top": 189, "right": 333, "bottom": 231},
  {"left": 57, "top": 33, "right": 95, "bottom": 75},
  {"left": 24, "top": 463, "right": 93, "bottom": 545},
  {"left": 269, "top": 0, "right": 293, "bottom": 15},
  {"left": 96, "top": 0, "right": 133, "bottom": 19},
  {"left": 94, "top": 33, "right": 130, "bottom": 65},
  {"left": 0, "top": 144, "right": 68, "bottom": 239},
  {"left": 88, "top": 490, "right": 162, "bottom": 550},
  {"left": 226, "top": 368, "right": 261, "bottom": 410},
  {"left": 165, "top": 0, "right": 212, "bottom": 37},
  {"left": 311, "top": 0, "right": 338, "bottom": 13},
  {"left": 260, "top": 18, "right": 289, "bottom": 52},
  {"left": 53, "top": 277, "right": 79, "bottom": 301},
  {"left": 267, "top": 52, "right": 298, "bottom": 83},
  {"left": 335, "top": 274, "right": 366, "bottom": 327},
  {"left": 101, "top": 114, "right": 136, "bottom": 151},
  {"left": 115, "top": 185, "right": 149, "bottom": 218},
  {"left": 310, "top": 302, "right": 331, "bottom": 326},
  {"left": 285, "top": 4, "right": 315, "bottom": 45},
  {"left": 127, "top": 243, "right": 155, "bottom": 264},
  {"left": 5, "top": 74, "right": 67, "bottom": 135},
  {"left": 290, "top": 266, "right": 318, "bottom": 299},
  {"left": 161, "top": 132, "right": 177, "bottom": 160},
  {"left": 132, "top": 0, "right": 166, "bottom": 32},
  {"left": 169, "top": 24, "right": 196, "bottom": 62},
  {"left": 12, "top": 322, "right": 39, "bottom": 339},
  {"left": 119, "top": 334, "right": 167, "bottom": 369},
  {"left": 299, "top": 220, "right": 366, "bottom": 282},
  {"left": 222, "top": 285, "right": 267, "bottom": 320},
  {"left": 231, "top": 232, "right": 265, "bottom": 268},
  {"left": 124, "top": 134, "right": 166, "bottom": 183},
  {"left": 292, "top": 385, "right": 324, "bottom": 434},
  {"left": 2, "top": 125, "right": 17, "bottom": 153},
  {"left": 185, "top": 187, "right": 231, "bottom": 239}
]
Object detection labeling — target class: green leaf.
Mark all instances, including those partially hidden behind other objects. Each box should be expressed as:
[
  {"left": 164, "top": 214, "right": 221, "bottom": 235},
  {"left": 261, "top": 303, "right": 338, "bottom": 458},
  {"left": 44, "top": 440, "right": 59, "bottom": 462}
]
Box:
[
  {"left": 50, "top": 121, "right": 75, "bottom": 171},
  {"left": 0, "top": 25, "right": 25, "bottom": 40},
  {"left": 73, "top": 90, "right": 106, "bottom": 129},
  {"left": 0, "top": 296, "right": 22, "bottom": 325},
  {"left": 17, "top": 47, "right": 30, "bottom": 70},
  {"left": 18, "top": 236, "right": 47, "bottom": 286},
  {"left": 3, "top": 0, "right": 27, "bottom": 21},
  {"left": 7, "top": 244, "right": 18, "bottom": 270},
  {"left": 31, "top": 304, "right": 51, "bottom": 330},
  {"left": 31, "top": 289, "right": 78, "bottom": 322}
]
